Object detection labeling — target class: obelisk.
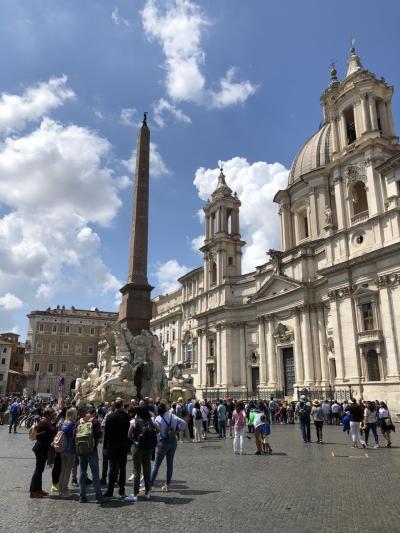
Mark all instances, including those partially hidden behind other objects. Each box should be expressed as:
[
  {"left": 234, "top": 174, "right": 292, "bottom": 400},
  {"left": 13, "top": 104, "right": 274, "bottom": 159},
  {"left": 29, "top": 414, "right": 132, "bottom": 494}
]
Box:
[{"left": 119, "top": 112, "right": 154, "bottom": 334}]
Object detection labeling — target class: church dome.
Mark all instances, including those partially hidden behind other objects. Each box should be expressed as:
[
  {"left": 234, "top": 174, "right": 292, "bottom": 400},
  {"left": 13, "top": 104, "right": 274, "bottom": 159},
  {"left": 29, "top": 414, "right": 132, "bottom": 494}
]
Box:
[{"left": 289, "top": 123, "right": 332, "bottom": 184}]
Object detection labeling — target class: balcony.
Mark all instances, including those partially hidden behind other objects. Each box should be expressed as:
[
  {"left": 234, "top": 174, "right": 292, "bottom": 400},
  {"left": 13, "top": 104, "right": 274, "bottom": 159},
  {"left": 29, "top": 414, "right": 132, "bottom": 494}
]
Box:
[
  {"left": 351, "top": 210, "right": 369, "bottom": 225},
  {"left": 357, "top": 329, "right": 383, "bottom": 345}
]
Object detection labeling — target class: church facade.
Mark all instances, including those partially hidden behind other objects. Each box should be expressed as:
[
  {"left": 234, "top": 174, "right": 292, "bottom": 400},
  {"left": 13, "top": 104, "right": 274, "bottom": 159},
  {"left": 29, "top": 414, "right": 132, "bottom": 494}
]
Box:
[{"left": 151, "top": 48, "right": 400, "bottom": 408}]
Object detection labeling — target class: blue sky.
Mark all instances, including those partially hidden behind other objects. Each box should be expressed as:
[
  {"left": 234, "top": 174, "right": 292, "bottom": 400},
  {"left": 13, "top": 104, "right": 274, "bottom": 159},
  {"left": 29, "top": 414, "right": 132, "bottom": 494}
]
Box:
[{"left": 0, "top": 0, "right": 399, "bottom": 339}]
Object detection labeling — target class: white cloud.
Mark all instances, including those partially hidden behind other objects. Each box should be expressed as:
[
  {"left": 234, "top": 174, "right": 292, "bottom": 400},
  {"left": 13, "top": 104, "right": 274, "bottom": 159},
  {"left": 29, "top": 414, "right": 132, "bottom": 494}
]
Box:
[
  {"left": 0, "top": 79, "right": 124, "bottom": 330},
  {"left": 111, "top": 7, "right": 131, "bottom": 28},
  {"left": 154, "top": 259, "right": 189, "bottom": 293},
  {"left": 0, "top": 75, "right": 75, "bottom": 135},
  {"left": 191, "top": 234, "right": 204, "bottom": 254},
  {"left": 153, "top": 98, "right": 191, "bottom": 128},
  {"left": 122, "top": 141, "right": 171, "bottom": 178},
  {"left": 0, "top": 292, "right": 23, "bottom": 310},
  {"left": 142, "top": 0, "right": 256, "bottom": 109},
  {"left": 193, "top": 157, "right": 289, "bottom": 272},
  {"left": 120, "top": 107, "right": 137, "bottom": 126},
  {"left": 211, "top": 67, "right": 257, "bottom": 108}
]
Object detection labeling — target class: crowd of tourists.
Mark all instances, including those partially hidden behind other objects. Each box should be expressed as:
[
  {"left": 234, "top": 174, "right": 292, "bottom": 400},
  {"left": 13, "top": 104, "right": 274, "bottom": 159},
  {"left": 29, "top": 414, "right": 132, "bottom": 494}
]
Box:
[{"left": 0, "top": 393, "right": 396, "bottom": 503}]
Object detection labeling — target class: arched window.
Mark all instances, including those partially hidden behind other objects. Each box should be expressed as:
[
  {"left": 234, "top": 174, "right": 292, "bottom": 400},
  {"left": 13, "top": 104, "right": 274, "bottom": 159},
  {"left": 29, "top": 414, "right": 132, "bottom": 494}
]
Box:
[
  {"left": 366, "top": 349, "right": 381, "bottom": 381},
  {"left": 211, "top": 261, "right": 217, "bottom": 285},
  {"left": 351, "top": 181, "right": 369, "bottom": 216},
  {"left": 210, "top": 214, "right": 216, "bottom": 237},
  {"left": 184, "top": 334, "right": 193, "bottom": 365},
  {"left": 344, "top": 105, "right": 357, "bottom": 144}
]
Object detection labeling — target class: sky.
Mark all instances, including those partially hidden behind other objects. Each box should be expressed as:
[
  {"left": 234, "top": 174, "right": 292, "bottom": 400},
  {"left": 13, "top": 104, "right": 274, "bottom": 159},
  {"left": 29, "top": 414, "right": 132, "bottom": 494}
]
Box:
[{"left": 0, "top": 0, "right": 399, "bottom": 339}]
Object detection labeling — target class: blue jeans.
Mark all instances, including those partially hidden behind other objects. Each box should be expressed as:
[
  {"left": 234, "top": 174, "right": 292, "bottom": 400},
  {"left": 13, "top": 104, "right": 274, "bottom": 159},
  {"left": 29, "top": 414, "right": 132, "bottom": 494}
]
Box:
[
  {"left": 9, "top": 414, "right": 19, "bottom": 432},
  {"left": 300, "top": 418, "right": 311, "bottom": 442},
  {"left": 150, "top": 440, "right": 177, "bottom": 486},
  {"left": 219, "top": 419, "right": 226, "bottom": 437},
  {"left": 79, "top": 450, "right": 102, "bottom": 499}
]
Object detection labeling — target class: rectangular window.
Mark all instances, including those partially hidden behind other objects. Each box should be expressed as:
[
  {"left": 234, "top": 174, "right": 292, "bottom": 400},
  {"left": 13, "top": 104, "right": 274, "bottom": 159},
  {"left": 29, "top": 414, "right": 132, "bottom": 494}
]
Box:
[
  {"left": 36, "top": 342, "right": 43, "bottom": 352},
  {"left": 361, "top": 303, "right": 374, "bottom": 331},
  {"left": 63, "top": 342, "right": 69, "bottom": 351},
  {"left": 48, "top": 363, "right": 54, "bottom": 373},
  {"left": 2, "top": 347, "right": 6, "bottom": 353},
  {"left": 172, "top": 329, "right": 176, "bottom": 341},
  {"left": 228, "top": 256, "right": 233, "bottom": 266},
  {"left": 52, "top": 325, "right": 57, "bottom": 334},
  {"left": 34, "top": 363, "right": 40, "bottom": 372},
  {"left": 78, "top": 326, "right": 83, "bottom": 335},
  {"left": 65, "top": 325, "right": 70, "bottom": 334},
  {"left": 88, "top": 345, "right": 94, "bottom": 354},
  {"left": 1, "top": 358, "right": 5, "bottom": 365},
  {"left": 39, "top": 323, "right": 44, "bottom": 332},
  {"left": 61, "top": 362, "right": 66, "bottom": 373},
  {"left": 0, "top": 374, "right": 3, "bottom": 381},
  {"left": 75, "top": 343, "right": 82, "bottom": 354},
  {"left": 74, "top": 365, "right": 80, "bottom": 373},
  {"left": 90, "top": 327, "right": 95, "bottom": 336}
]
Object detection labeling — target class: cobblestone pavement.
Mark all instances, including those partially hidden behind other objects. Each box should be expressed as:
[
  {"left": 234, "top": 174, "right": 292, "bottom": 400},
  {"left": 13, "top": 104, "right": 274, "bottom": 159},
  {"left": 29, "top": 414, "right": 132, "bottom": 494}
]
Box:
[{"left": 1, "top": 423, "right": 399, "bottom": 533}]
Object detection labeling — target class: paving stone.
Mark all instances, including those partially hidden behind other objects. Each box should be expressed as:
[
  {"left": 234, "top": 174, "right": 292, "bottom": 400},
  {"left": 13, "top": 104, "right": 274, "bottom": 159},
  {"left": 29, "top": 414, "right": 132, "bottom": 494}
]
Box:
[{"left": 0, "top": 423, "right": 399, "bottom": 533}]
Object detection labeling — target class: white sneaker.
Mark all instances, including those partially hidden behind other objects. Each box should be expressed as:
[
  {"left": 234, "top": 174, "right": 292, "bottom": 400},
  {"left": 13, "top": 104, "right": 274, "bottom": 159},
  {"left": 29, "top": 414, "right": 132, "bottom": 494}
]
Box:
[
  {"left": 374, "top": 444, "right": 379, "bottom": 448},
  {"left": 125, "top": 494, "right": 137, "bottom": 502},
  {"left": 128, "top": 474, "right": 134, "bottom": 481},
  {"left": 144, "top": 492, "right": 151, "bottom": 500}
]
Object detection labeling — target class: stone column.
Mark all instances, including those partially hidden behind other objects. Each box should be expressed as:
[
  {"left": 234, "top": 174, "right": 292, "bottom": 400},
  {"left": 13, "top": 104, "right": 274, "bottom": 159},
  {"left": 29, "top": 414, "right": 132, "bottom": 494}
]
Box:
[
  {"left": 239, "top": 323, "right": 247, "bottom": 388},
  {"left": 385, "top": 101, "right": 396, "bottom": 137},
  {"left": 257, "top": 317, "right": 267, "bottom": 386},
  {"left": 361, "top": 94, "right": 371, "bottom": 133},
  {"left": 301, "top": 306, "right": 314, "bottom": 385},
  {"left": 293, "top": 308, "right": 304, "bottom": 385},
  {"left": 331, "top": 117, "right": 339, "bottom": 154},
  {"left": 369, "top": 95, "right": 378, "bottom": 131},
  {"left": 333, "top": 176, "right": 346, "bottom": 230},
  {"left": 197, "top": 329, "right": 203, "bottom": 386},
  {"left": 378, "top": 282, "right": 400, "bottom": 378},
  {"left": 265, "top": 316, "right": 278, "bottom": 387},
  {"left": 221, "top": 325, "right": 233, "bottom": 387},
  {"left": 328, "top": 296, "right": 345, "bottom": 381},
  {"left": 308, "top": 187, "right": 319, "bottom": 238},
  {"left": 317, "top": 306, "right": 330, "bottom": 385},
  {"left": 216, "top": 324, "right": 222, "bottom": 386},
  {"left": 310, "top": 306, "right": 322, "bottom": 384},
  {"left": 339, "top": 112, "right": 347, "bottom": 148},
  {"left": 279, "top": 202, "right": 291, "bottom": 251}
]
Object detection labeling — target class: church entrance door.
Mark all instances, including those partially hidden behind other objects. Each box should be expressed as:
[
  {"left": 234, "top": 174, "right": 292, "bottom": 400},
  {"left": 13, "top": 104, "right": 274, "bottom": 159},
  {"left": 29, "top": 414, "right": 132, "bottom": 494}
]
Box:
[
  {"left": 283, "top": 347, "right": 295, "bottom": 396},
  {"left": 251, "top": 367, "right": 259, "bottom": 395}
]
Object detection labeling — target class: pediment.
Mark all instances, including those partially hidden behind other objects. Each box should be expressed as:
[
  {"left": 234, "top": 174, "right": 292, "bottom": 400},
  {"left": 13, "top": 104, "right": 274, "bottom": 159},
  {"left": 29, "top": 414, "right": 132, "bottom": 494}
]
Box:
[
  {"left": 250, "top": 275, "right": 303, "bottom": 303},
  {"left": 351, "top": 286, "right": 378, "bottom": 300}
]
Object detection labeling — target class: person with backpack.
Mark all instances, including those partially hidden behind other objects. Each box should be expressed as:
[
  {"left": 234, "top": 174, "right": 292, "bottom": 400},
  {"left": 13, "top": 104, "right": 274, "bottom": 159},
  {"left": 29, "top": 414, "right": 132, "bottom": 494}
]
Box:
[
  {"left": 311, "top": 399, "right": 324, "bottom": 444},
  {"left": 232, "top": 401, "right": 247, "bottom": 455},
  {"left": 75, "top": 405, "right": 103, "bottom": 503},
  {"left": 150, "top": 402, "right": 186, "bottom": 492},
  {"left": 57, "top": 407, "right": 77, "bottom": 496},
  {"left": 295, "top": 395, "right": 311, "bottom": 443},
  {"left": 29, "top": 407, "right": 55, "bottom": 498},
  {"left": 103, "top": 398, "right": 131, "bottom": 499},
  {"left": 192, "top": 401, "right": 203, "bottom": 442},
  {"left": 125, "top": 406, "right": 159, "bottom": 502},
  {"left": 200, "top": 400, "right": 209, "bottom": 439}
]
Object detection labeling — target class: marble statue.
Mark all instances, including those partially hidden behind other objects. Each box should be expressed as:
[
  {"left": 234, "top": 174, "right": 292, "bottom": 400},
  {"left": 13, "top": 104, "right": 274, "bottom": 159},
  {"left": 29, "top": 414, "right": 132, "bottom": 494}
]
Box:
[{"left": 72, "top": 322, "right": 168, "bottom": 404}]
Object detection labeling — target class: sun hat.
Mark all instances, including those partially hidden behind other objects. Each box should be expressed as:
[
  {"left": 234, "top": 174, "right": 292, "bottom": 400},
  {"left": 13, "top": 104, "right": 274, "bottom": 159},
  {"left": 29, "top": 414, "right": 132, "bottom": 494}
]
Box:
[{"left": 312, "top": 399, "right": 320, "bottom": 406}]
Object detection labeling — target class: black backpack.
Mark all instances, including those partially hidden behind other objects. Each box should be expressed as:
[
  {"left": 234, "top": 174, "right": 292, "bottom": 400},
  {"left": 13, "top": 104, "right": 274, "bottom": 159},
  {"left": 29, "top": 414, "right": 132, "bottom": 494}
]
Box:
[
  {"left": 162, "top": 415, "right": 177, "bottom": 444},
  {"left": 195, "top": 408, "right": 202, "bottom": 420},
  {"left": 134, "top": 418, "right": 157, "bottom": 450}
]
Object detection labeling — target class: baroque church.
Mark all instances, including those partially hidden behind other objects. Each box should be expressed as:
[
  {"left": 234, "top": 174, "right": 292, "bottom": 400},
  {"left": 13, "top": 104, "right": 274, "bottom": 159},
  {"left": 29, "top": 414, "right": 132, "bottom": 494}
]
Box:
[{"left": 151, "top": 47, "right": 400, "bottom": 407}]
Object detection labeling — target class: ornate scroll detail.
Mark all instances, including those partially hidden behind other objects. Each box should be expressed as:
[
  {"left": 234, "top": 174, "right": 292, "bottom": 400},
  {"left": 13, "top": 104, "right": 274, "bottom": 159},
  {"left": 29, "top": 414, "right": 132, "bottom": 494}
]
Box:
[
  {"left": 376, "top": 272, "right": 400, "bottom": 289},
  {"left": 344, "top": 163, "right": 367, "bottom": 185},
  {"left": 328, "top": 286, "right": 353, "bottom": 300},
  {"left": 273, "top": 323, "right": 294, "bottom": 343}
]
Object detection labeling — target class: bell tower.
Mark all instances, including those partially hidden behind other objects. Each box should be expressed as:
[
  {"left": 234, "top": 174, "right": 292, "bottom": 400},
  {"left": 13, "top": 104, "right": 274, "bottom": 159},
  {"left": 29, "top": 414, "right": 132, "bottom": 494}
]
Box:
[{"left": 200, "top": 168, "right": 245, "bottom": 290}]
